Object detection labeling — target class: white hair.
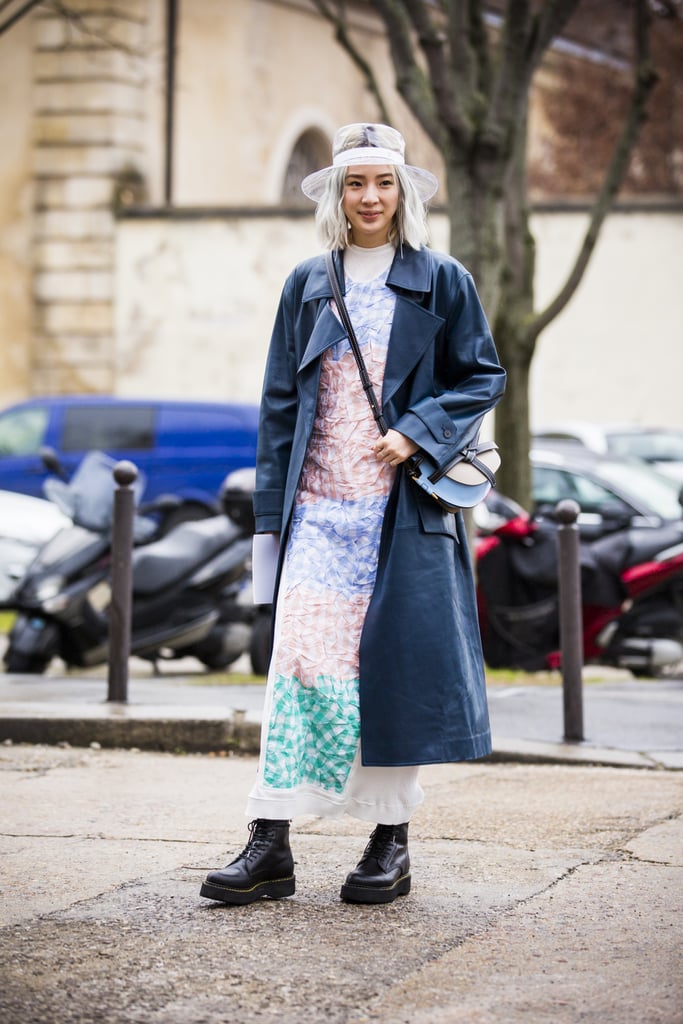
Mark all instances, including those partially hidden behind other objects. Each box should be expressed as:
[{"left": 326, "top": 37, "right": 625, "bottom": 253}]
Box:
[{"left": 315, "top": 163, "right": 430, "bottom": 251}]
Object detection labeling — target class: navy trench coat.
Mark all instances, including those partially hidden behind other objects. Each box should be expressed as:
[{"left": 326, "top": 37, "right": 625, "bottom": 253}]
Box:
[{"left": 253, "top": 245, "right": 506, "bottom": 766}]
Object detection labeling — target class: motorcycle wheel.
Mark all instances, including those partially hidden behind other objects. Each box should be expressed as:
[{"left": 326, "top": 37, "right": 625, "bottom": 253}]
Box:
[
  {"left": 250, "top": 612, "right": 272, "bottom": 676},
  {"left": 632, "top": 658, "right": 683, "bottom": 680},
  {"left": 4, "top": 649, "right": 50, "bottom": 674},
  {"left": 198, "top": 652, "right": 240, "bottom": 670}
]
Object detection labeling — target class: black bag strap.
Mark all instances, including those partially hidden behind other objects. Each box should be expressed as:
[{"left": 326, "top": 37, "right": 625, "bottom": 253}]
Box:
[
  {"left": 430, "top": 439, "right": 499, "bottom": 487},
  {"left": 325, "top": 251, "right": 389, "bottom": 437}
]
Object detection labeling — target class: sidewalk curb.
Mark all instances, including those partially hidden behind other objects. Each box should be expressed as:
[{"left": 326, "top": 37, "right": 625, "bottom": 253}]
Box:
[
  {"left": 0, "top": 708, "right": 263, "bottom": 755},
  {"left": 1, "top": 708, "right": 679, "bottom": 769}
]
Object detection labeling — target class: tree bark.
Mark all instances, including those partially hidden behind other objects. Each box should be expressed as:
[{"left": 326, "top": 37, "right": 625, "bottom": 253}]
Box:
[{"left": 311, "top": 0, "right": 661, "bottom": 512}]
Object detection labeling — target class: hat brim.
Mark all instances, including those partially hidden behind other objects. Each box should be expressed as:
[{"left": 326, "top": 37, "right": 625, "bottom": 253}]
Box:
[{"left": 301, "top": 163, "right": 438, "bottom": 203}]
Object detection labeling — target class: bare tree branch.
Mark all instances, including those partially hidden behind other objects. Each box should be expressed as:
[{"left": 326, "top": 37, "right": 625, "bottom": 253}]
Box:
[
  {"left": 486, "top": 0, "right": 530, "bottom": 132},
  {"left": 38, "top": 0, "right": 144, "bottom": 55},
  {"left": 0, "top": 0, "right": 42, "bottom": 36},
  {"left": 528, "top": 0, "right": 658, "bottom": 341},
  {"left": 370, "top": 0, "right": 442, "bottom": 143},
  {"left": 311, "top": 1, "right": 392, "bottom": 124},
  {"left": 443, "top": 0, "right": 476, "bottom": 97},
  {"left": 466, "top": 0, "right": 493, "bottom": 100},
  {"left": 526, "top": 0, "right": 583, "bottom": 71},
  {"left": 402, "top": 0, "right": 472, "bottom": 143}
]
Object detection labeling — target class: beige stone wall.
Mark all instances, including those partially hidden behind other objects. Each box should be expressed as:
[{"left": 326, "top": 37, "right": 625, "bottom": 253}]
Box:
[
  {"left": 530, "top": 210, "right": 683, "bottom": 430},
  {"left": 114, "top": 209, "right": 683, "bottom": 430},
  {"left": 0, "top": 14, "right": 34, "bottom": 403},
  {"left": 173, "top": 0, "right": 444, "bottom": 205},
  {"left": 30, "top": 0, "right": 153, "bottom": 396}
]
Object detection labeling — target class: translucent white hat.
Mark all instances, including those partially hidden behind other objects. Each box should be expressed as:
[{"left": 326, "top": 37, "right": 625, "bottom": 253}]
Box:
[{"left": 301, "top": 123, "right": 438, "bottom": 203}]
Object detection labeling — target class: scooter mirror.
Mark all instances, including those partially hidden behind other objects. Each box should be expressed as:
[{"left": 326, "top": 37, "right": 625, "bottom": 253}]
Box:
[{"left": 39, "top": 446, "right": 68, "bottom": 480}]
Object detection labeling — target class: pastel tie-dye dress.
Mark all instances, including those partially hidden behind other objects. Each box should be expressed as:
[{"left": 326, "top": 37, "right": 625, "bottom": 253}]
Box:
[{"left": 246, "top": 267, "right": 419, "bottom": 820}]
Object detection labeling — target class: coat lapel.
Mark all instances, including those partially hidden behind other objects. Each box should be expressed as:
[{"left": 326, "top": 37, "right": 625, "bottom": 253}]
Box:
[
  {"left": 297, "top": 301, "right": 347, "bottom": 371},
  {"left": 383, "top": 247, "right": 443, "bottom": 406},
  {"left": 382, "top": 297, "right": 443, "bottom": 406},
  {"left": 297, "top": 246, "right": 443, "bottom": 404}
]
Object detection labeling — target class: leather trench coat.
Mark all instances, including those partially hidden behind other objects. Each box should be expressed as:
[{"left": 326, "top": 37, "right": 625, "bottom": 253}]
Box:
[{"left": 254, "top": 245, "right": 506, "bottom": 766}]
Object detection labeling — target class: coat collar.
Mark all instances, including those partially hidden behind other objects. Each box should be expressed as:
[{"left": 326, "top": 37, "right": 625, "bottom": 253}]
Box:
[{"left": 301, "top": 245, "right": 433, "bottom": 302}]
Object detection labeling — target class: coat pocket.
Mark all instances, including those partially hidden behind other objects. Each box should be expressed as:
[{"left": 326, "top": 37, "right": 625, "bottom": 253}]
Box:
[{"left": 415, "top": 490, "right": 459, "bottom": 541}]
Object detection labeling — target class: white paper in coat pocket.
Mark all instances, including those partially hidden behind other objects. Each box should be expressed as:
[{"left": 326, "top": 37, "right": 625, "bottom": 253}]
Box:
[{"left": 251, "top": 533, "right": 280, "bottom": 604}]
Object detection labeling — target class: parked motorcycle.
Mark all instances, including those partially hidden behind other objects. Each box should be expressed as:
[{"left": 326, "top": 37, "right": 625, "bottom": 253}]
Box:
[
  {"left": 3, "top": 457, "right": 269, "bottom": 675},
  {"left": 475, "top": 496, "right": 683, "bottom": 677}
]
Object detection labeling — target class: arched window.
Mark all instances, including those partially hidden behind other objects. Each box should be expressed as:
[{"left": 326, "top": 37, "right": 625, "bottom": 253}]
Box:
[{"left": 281, "top": 129, "right": 330, "bottom": 204}]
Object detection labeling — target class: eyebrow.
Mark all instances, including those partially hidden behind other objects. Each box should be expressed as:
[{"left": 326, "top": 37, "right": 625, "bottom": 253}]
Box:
[{"left": 344, "top": 171, "right": 396, "bottom": 181}]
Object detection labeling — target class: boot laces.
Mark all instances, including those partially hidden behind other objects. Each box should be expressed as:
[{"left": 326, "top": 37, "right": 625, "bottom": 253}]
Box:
[
  {"left": 364, "top": 824, "right": 399, "bottom": 860},
  {"left": 238, "top": 819, "right": 278, "bottom": 861}
]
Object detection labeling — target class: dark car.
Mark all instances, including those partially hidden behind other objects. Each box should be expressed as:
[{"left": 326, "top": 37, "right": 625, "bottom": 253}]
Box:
[
  {"left": 0, "top": 396, "right": 259, "bottom": 514},
  {"left": 529, "top": 444, "right": 683, "bottom": 539}
]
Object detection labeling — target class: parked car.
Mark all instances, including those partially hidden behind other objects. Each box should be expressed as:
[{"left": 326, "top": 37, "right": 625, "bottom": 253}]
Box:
[
  {"left": 0, "top": 489, "right": 69, "bottom": 605},
  {"left": 0, "top": 396, "right": 259, "bottom": 517},
  {"left": 529, "top": 445, "right": 683, "bottom": 539},
  {"left": 533, "top": 422, "right": 683, "bottom": 482}
]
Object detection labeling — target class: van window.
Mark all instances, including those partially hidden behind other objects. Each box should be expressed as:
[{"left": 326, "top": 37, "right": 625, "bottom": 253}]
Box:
[
  {"left": 0, "top": 406, "right": 49, "bottom": 456},
  {"left": 61, "top": 405, "right": 155, "bottom": 452}
]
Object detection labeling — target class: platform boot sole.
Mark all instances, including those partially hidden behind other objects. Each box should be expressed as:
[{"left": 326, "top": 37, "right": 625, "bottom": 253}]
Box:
[
  {"left": 200, "top": 874, "right": 296, "bottom": 905},
  {"left": 340, "top": 872, "right": 411, "bottom": 905}
]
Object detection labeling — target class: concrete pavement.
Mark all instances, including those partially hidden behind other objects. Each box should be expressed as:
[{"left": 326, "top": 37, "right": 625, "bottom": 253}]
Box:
[
  {"left": 1, "top": 658, "right": 682, "bottom": 1021},
  {"left": 0, "top": 743, "right": 681, "bottom": 1023}
]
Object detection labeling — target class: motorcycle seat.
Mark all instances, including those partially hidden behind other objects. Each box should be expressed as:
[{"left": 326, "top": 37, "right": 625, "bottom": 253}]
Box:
[
  {"left": 132, "top": 516, "right": 242, "bottom": 595},
  {"left": 622, "top": 524, "right": 683, "bottom": 569}
]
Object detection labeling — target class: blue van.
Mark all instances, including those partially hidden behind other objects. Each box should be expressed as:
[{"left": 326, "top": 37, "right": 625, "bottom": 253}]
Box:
[{"left": 0, "top": 396, "right": 259, "bottom": 512}]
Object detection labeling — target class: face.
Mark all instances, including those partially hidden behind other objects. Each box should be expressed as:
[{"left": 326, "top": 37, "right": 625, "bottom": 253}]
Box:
[{"left": 342, "top": 164, "right": 400, "bottom": 247}]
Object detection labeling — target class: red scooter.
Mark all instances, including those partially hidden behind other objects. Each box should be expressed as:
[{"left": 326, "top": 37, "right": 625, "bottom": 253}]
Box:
[{"left": 475, "top": 497, "right": 683, "bottom": 677}]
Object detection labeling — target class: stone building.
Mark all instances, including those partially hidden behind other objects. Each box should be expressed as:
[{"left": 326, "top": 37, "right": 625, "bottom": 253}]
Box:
[{"left": 1, "top": 0, "right": 681, "bottom": 427}]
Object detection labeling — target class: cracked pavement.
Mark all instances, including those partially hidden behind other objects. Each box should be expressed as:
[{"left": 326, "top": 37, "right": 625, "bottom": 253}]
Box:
[{"left": 0, "top": 745, "right": 681, "bottom": 1023}]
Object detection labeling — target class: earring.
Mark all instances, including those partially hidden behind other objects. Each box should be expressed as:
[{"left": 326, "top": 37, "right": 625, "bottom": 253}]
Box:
[{"left": 347, "top": 220, "right": 352, "bottom": 230}]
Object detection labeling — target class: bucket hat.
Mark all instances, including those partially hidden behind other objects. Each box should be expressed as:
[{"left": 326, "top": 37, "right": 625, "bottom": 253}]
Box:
[{"left": 301, "top": 123, "right": 438, "bottom": 203}]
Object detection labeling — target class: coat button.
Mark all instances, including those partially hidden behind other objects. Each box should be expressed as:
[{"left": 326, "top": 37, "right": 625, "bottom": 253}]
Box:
[{"left": 443, "top": 428, "right": 452, "bottom": 438}]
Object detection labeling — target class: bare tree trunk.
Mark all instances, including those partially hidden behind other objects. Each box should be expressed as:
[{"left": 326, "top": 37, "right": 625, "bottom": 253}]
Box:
[
  {"left": 445, "top": 160, "right": 506, "bottom": 318},
  {"left": 492, "top": 111, "right": 536, "bottom": 506},
  {"left": 492, "top": 333, "right": 533, "bottom": 505}
]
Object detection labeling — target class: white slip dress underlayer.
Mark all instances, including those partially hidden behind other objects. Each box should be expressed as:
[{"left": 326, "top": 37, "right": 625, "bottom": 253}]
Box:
[{"left": 246, "top": 245, "right": 424, "bottom": 824}]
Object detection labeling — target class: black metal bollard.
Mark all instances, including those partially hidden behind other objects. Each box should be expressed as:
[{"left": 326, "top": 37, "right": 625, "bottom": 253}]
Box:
[
  {"left": 555, "top": 498, "right": 584, "bottom": 742},
  {"left": 107, "top": 461, "right": 138, "bottom": 703}
]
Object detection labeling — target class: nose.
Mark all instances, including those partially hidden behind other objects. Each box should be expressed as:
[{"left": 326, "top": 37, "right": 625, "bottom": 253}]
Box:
[{"left": 361, "top": 183, "right": 380, "bottom": 204}]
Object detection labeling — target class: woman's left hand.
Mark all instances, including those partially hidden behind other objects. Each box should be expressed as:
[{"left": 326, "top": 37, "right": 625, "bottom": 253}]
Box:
[{"left": 372, "top": 429, "right": 419, "bottom": 466}]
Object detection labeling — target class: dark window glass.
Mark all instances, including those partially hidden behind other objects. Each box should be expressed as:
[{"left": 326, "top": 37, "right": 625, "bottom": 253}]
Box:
[
  {"left": 282, "top": 128, "right": 330, "bottom": 205},
  {"left": 61, "top": 405, "right": 155, "bottom": 452}
]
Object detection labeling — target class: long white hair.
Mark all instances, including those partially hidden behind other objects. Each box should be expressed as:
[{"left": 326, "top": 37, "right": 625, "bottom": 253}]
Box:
[{"left": 311, "top": 123, "right": 432, "bottom": 251}]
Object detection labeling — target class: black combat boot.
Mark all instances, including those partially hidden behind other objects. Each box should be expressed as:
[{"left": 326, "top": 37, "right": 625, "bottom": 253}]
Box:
[
  {"left": 200, "top": 819, "right": 295, "bottom": 905},
  {"left": 340, "top": 822, "right": 411, "bottom": 904}
]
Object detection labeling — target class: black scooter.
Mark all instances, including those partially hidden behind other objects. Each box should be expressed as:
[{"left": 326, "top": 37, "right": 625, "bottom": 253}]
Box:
[{"left": 4, "top": 458, "right": 270, "bottom": 675}]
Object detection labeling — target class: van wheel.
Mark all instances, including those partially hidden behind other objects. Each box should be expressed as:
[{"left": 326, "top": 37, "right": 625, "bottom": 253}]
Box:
[
  {"left": 4, "top": 649, "right": 49, "bottom": 674},
  {"left": 250, "top": 612, "right": 272, "bottom": 676}
]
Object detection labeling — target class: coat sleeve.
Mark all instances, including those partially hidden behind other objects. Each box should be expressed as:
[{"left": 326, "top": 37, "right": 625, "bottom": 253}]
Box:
[
  {"left": 253, "top": 273, "right": 299, "bottom": 534},
  {"left": 392, "top": 266, "right": 506, "bottom": 468}
]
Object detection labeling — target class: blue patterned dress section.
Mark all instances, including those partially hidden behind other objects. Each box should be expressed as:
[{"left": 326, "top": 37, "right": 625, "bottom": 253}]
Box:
[{"left": 260, "top": 269, "right": 397, "bottom": 802}]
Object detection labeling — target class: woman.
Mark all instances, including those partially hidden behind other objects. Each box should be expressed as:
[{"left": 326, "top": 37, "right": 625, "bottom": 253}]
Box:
[{"left": 200, "top": 123, "right": 506, "bottom": 906}]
